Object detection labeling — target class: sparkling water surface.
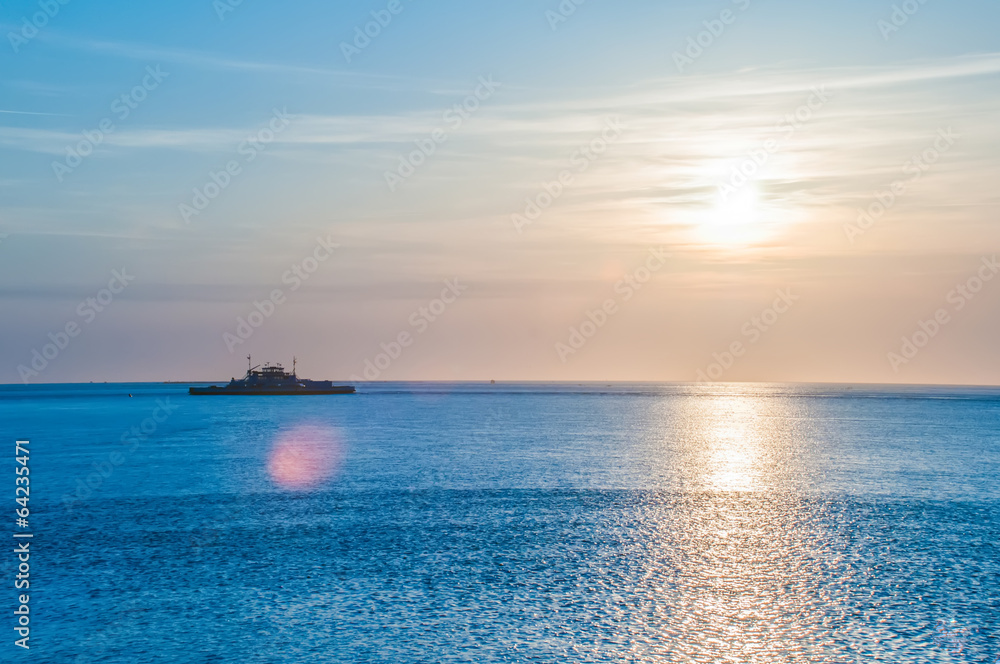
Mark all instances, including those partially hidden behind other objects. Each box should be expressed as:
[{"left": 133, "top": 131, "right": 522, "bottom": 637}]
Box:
[{"left": 4, "top": 382, "right": 999, "bottom": 663}]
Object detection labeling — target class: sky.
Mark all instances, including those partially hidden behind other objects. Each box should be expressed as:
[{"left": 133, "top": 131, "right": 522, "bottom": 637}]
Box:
[{"left": 1, "top": 0, "right": 999, "bottom": 384}]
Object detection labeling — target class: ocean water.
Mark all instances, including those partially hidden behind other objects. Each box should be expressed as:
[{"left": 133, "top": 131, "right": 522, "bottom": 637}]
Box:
[{"left": 3, "top": 381, "right": 999, "bottom": 663}]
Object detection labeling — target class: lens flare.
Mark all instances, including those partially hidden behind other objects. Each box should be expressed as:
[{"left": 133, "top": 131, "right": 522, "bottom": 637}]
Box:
[{"left": 267, "top": 425, "right": 343, "bottom": 490}]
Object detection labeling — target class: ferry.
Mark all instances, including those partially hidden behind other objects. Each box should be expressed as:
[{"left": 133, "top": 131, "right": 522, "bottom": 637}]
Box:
[{"left": 189, "top": 356, "right": 355, "bottom": 395}]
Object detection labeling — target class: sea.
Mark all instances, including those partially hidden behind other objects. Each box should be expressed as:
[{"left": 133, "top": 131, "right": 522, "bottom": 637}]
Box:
[{"left": 3, "top": 381, "right": 999, "bottom": 663}]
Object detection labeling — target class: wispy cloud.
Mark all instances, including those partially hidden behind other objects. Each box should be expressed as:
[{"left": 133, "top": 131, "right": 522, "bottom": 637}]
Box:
[
  {"left": 28, "top": 30, "right": 454, "bottom": 91},
  {"left": 6, "top": 52, "right": 992, "bottom": 149},
  {"left": 2, "top": 51, "right": 997, "bottom": 257},
  {"left": 495, "top": 52, "right": 1000, "bottom": 115},
  {"left": 0, "top": 109, "right": 71, "bottom": 117}
]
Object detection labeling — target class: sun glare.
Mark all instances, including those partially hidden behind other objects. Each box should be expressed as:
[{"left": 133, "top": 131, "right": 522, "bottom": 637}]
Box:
[
  {"left": 267, "top": 425, "right": 343, "bottom": 490},
  {"left": 697, "top": 184, "right": 769, "bottom": 246}
]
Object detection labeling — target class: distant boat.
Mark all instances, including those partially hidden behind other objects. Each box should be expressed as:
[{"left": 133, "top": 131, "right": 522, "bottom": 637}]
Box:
[{"left": 189, "top": 356, "right": 355, "bottom": 395}]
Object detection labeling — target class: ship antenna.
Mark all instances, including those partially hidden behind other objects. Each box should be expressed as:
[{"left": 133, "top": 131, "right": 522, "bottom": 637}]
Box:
[
  {"left": 293, "top": 356, "right": 297, "bottom": 378},
  {"left": 247, "top": 354, "right": 251, "bottom": 377}
]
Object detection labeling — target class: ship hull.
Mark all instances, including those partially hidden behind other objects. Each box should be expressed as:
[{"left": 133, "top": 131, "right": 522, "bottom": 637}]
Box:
[{"left": 189, "top": 385, "right": 355, "bottom": 395}]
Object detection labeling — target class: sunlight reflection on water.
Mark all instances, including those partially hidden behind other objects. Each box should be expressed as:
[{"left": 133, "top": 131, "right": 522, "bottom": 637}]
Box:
[{"left": 18, "top": 381, "right": 1000, "bottom": 662}]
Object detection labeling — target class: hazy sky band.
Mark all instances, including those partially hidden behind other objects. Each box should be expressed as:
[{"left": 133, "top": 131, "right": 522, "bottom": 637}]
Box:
[{"left": 1, "top": 0, "right": 998, "bottom": 384}]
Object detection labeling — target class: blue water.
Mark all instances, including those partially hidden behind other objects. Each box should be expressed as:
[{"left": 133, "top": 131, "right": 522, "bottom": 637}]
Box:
[{"left": 3, "top": 382, "right": 999, "bottom": 663}]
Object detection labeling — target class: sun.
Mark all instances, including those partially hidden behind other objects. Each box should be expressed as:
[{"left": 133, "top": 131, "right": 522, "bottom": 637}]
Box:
[
  {"left": 697, "top": 184, "right": 767, "bottom": 246},
  {"left": 700, "top": 184, "right": 763, "bottom": 244}
]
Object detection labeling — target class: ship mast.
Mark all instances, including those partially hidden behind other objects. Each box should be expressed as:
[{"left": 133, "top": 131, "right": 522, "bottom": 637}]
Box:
[{"left": 293, "top": 356, "right": 297, "bottom": 378}]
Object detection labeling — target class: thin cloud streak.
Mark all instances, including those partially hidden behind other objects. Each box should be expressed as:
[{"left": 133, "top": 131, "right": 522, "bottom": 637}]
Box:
[
  {"left": 0, "top": 109, "right": 71, "bottom": 117},
  {"left": 30, "top": 31, "right": 460, "bottom": 91},
  {"left": 3, "top": 53, "right": 998, "bottom": 156}
]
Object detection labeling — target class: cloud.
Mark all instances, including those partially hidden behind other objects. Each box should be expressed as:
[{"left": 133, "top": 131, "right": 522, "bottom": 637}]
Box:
[
  {"left": 2, "top": 50, "right": 997, "bottom": 262},
  {"left": 0, "top": 109, "right": 71, "bottom": 117},
  {"left": 27, "top": 30, "right": 456, "bottom": 92},
  {"left": 5, "top": 51, "right": 998, "bottom": 153}
]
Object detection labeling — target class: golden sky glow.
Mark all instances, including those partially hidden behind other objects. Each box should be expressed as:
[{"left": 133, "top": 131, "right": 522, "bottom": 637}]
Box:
[{"left": 2, "top": 3, "right": 999, "bottom": 384}]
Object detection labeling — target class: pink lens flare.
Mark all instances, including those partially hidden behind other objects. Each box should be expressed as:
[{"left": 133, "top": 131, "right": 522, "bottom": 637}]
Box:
[{"left": 267, "top": 425, "right": 344, "bottom": 490}]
